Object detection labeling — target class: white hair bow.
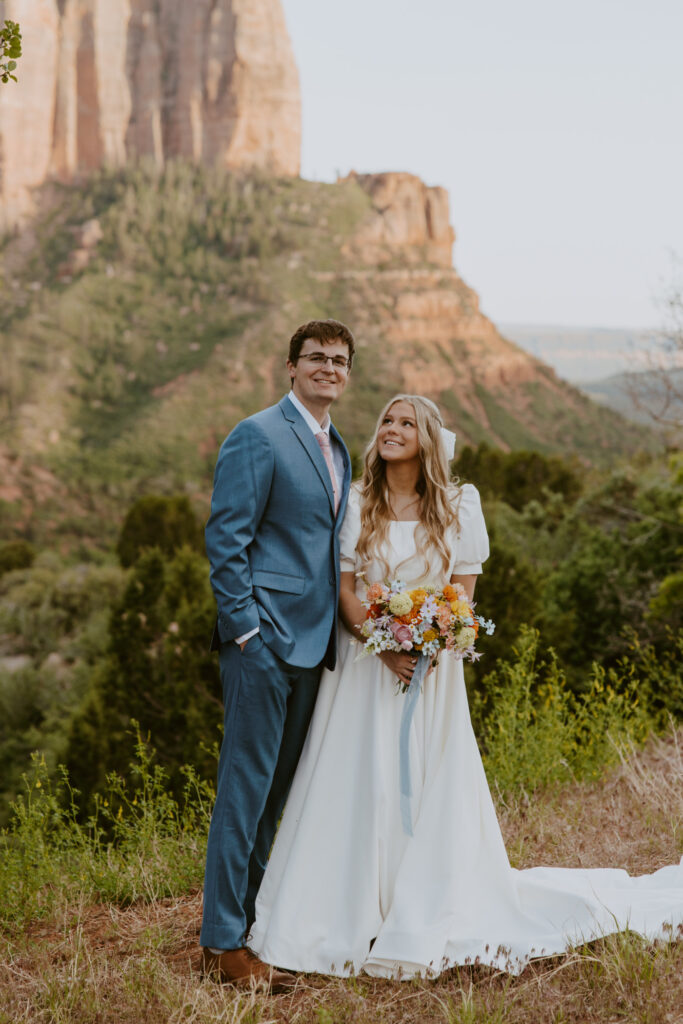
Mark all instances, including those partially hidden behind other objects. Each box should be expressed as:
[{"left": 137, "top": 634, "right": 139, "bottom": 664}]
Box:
[{"left": 441, "top": 427, "right": 457, "bottom": 461}]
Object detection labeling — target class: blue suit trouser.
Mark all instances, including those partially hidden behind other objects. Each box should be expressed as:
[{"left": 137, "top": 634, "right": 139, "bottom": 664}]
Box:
[{"left": 199, "top": 634, "right": 321, "bottom": 950}]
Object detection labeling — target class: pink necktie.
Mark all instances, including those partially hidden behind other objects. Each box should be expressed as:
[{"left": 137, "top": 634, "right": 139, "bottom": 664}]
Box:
[{"left": 316, "top": 431, "right": 340, "bottom": 514}]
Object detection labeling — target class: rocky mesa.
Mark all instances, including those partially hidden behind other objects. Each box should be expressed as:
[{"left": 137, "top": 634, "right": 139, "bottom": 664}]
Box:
[
  {"left": 0, "top": 0, "right": 300, "bottom": 223},
  {"left": 326, "top": 171, "right": 583, "bottom": 451}
]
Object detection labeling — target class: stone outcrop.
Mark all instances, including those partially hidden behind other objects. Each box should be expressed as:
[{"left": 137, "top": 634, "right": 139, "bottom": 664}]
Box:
[
  {"left": 342, "top": 171, "right": 455, "bottom": 267},
  {"left": 0, "top": 0, "right": 301, "bottom": 223},
  {"left": 329, "top": 172, "right": 570, "bottom": 449}
]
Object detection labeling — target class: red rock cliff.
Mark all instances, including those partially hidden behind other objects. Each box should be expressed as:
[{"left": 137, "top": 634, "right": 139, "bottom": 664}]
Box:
[{"left": 0, "top": 0, "right": 301, "bottom": 223}]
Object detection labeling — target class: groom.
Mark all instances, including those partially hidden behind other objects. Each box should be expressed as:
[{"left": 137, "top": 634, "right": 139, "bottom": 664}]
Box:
[{"left": 200, "top": 319, "right": 354, "bottom": 990}]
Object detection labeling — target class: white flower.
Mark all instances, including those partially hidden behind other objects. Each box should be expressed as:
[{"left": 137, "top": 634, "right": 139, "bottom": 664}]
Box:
[
  {"left": 389, "top": 593, "right": 413, "bottom": 616},
  {"left": 455, "top": 626, "right": 476, "bottom": 650}
]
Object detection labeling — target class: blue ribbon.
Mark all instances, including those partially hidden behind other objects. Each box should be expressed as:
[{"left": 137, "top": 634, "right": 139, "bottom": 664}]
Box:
[{"left": 399, "top": 653, "right": 429, "bottom": 836}]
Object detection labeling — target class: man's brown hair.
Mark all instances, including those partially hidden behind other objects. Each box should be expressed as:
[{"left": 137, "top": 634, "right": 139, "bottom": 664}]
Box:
[{"left": 288, "top": 319, "right": 355, "bottom": 369}]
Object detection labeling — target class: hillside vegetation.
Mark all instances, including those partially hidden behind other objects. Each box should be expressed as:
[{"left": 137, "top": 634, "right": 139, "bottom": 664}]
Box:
[{"left": 0, "top": 162, "right": 651, "bottom": 550}]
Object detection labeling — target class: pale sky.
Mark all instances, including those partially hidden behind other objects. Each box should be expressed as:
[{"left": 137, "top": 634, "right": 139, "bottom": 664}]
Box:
[{"left": 281, "top": 0, "right": 683, "bottom": 331}]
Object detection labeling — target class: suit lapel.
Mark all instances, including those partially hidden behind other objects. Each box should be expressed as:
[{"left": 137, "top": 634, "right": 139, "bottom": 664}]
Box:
[{"left": 279, "top": 397, "right": 337, "bottom": 514}]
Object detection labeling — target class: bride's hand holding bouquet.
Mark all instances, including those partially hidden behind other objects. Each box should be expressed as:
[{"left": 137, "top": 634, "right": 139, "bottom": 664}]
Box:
[{"left": 358, "top": 576, "right": 495, "bottom": 693}]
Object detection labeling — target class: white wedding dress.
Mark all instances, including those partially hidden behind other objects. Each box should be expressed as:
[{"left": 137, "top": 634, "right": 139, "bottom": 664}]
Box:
[{"left": 250, "top": 484, "right": 683, "bottom": 977}]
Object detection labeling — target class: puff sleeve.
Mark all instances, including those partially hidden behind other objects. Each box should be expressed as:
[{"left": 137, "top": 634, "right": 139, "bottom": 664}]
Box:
[
  {"left": 449, "top": 484, "right": 490, "bottom": 576},
  {"left": 339, "top": 485, "right": 362, "bottom": 571}
]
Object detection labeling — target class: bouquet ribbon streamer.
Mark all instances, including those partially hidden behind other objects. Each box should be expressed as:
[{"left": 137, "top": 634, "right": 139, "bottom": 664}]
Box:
[{"left": 399, "top": 652, "right": 430, "bottom": 836}]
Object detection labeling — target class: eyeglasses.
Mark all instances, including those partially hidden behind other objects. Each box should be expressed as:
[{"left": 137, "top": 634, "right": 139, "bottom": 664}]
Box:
[{"left": 299, "top": 352, "right": 350, "bottom": 371}]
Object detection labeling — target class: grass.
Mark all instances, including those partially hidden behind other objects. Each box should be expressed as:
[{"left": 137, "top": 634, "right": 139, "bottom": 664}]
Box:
[
  {"left": 0, "top": 701, "right": 681, "bottom": 1022},
  {"left": 0, "top": 735, "right": 212, "bottom": 937},
  {"left": 0, "top": 730, "right": 682, "bottom": 1022}
]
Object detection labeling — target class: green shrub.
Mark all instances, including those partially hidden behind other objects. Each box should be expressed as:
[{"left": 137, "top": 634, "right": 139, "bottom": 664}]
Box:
[
  {"left": 0, "top": 732, "right": 212, "bottom": 935},
  {"left": 470, "top": 626, "right": 654, "bottom": 798},
  {"left": 116, "top": 494, "right": 203, "bottom": 567},
  {"left": 0, "top": 559, "right": 126, "bottom": 821},
  {"left": 0, "top": 558, "right": 125, "bottom": 658},
  {"left": 454, "top": 443, "right": 583, "bottom": 511},
  {"left": 66, "top": 546, "right": 220, "bottom": 807},
  {"left": 623, "top": 629, "right": 683, "bottom": 721},
  {"left": 0, "top": 539, "right": 35, "bottom": 576},
  {"left": 469, "top": 530, "right": 540, "bottom": 684}
]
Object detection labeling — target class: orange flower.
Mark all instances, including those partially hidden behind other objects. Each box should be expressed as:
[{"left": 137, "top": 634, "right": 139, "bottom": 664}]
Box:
[
  {"left": 443, "top": 584, "right": 457, "bottom": 602},
  {"left": 408, "top": 588, "right": 428, "bottom": 608},
  {"left": 398, "top": 607, "right": 421, "bottom": 625},
  {"left": 366, "top": 582, "right": 386, "bottom": 603}
]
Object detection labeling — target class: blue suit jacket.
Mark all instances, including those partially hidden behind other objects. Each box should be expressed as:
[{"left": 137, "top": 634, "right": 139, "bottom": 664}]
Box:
[{"left": 206, "top": 395, "right": 352, "bottom": 669}]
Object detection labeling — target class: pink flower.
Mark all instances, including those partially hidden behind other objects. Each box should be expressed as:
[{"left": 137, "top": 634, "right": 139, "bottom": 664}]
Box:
[
  {"left": 390, "top": 621, "right": 413, "bottom": 650},
  {"left": 366, "top": 582, "right": 386, "bottom": 603},
  {"left": 436, "top": 606, "right": 452, "bottom": 634}
]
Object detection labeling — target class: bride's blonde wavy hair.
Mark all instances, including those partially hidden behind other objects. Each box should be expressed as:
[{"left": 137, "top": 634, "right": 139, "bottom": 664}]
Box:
[{"left": 356, "top": 395, "right": 460, "bottom": 579}]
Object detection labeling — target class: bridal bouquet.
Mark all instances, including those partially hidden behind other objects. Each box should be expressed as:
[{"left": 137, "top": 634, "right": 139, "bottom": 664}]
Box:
[
  {"left": 358, "top": 578, "right": 495, "bottom": 834},
  {"left": 358, "top": 577, "right": 495, "bottom": 687}
]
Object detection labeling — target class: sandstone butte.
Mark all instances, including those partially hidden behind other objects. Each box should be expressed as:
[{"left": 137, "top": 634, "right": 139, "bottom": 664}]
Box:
[
  {"left": 0, "top": 0, "right": 301, "bottom": 224},
  {"left": 334, "top": 172, "right": 565, "bottom": 414},
  {"left": 0, "top": 0, "right": 617, "bottom": 456}
]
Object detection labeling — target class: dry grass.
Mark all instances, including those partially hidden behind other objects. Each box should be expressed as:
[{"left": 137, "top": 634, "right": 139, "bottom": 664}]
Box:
[
  {"left": 1, "top": 730, "right": 682, "bottom": 1024},
  {"left": 500, "top": 726, "right": 683, "bottom": 875}
]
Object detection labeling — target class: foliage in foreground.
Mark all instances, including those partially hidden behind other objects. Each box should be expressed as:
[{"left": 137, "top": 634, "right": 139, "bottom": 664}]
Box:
[
  {"left": 1, "top": 929, "right": 682, "bottom": 1024},
  {"left": 0, "top": 731, "right": 212, "bottom": 935},
  {"left": 1, "top": 730, "right": 682, "bottom": 1024},
  {"left": 470, "top": 627, "right": 655, "bottom": 796}
]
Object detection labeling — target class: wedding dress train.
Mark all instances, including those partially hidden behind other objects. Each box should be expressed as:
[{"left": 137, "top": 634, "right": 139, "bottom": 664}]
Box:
[{"left": 250, "top": 485, "right": 683, "bottom": 977}]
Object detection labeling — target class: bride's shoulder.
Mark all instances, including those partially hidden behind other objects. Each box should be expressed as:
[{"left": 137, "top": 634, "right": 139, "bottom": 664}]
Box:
[
  {"left": 447, "top": 482, "right": 485, "bottom": 534},
  {"left": 447, "top": 481, "right": 482, "bottom": 509}
]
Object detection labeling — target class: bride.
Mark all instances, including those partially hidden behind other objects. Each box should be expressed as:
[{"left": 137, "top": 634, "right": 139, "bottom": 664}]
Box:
[{"left": 250, "top": 394, "right": 683, "bottom": 978}]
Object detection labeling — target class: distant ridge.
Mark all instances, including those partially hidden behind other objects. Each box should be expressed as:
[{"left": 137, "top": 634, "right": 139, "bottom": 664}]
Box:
[
  {"left": 500, "top": 323, "right": 657, "bottom": 384},
  {"left": 580, "top": 368, "right": 683, "bottom": 432}
]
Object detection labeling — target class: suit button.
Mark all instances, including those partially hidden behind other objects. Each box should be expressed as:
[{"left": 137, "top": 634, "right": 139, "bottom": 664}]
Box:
[{"left": 329, "top": 577, "right": 335, "bottom": 585}]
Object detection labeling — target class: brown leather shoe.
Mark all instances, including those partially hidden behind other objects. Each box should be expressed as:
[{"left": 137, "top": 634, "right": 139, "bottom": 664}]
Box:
[{"left": 201, "top": 947, "right": 295, "bottom": 993}]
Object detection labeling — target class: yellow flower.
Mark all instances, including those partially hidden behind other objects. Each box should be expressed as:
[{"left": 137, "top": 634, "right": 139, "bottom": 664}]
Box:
[
  {"left": 450, "top": 599, "right": 471, "bottom": 619},
  {"left": 389, "top": 592, "right": 413, "bottom": 616},
  {"left": 423, "top": 629, "right": 438, "bottom": 643},
  {"left": 408, "top": 588, "right": 428, "bottom": 608}
]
